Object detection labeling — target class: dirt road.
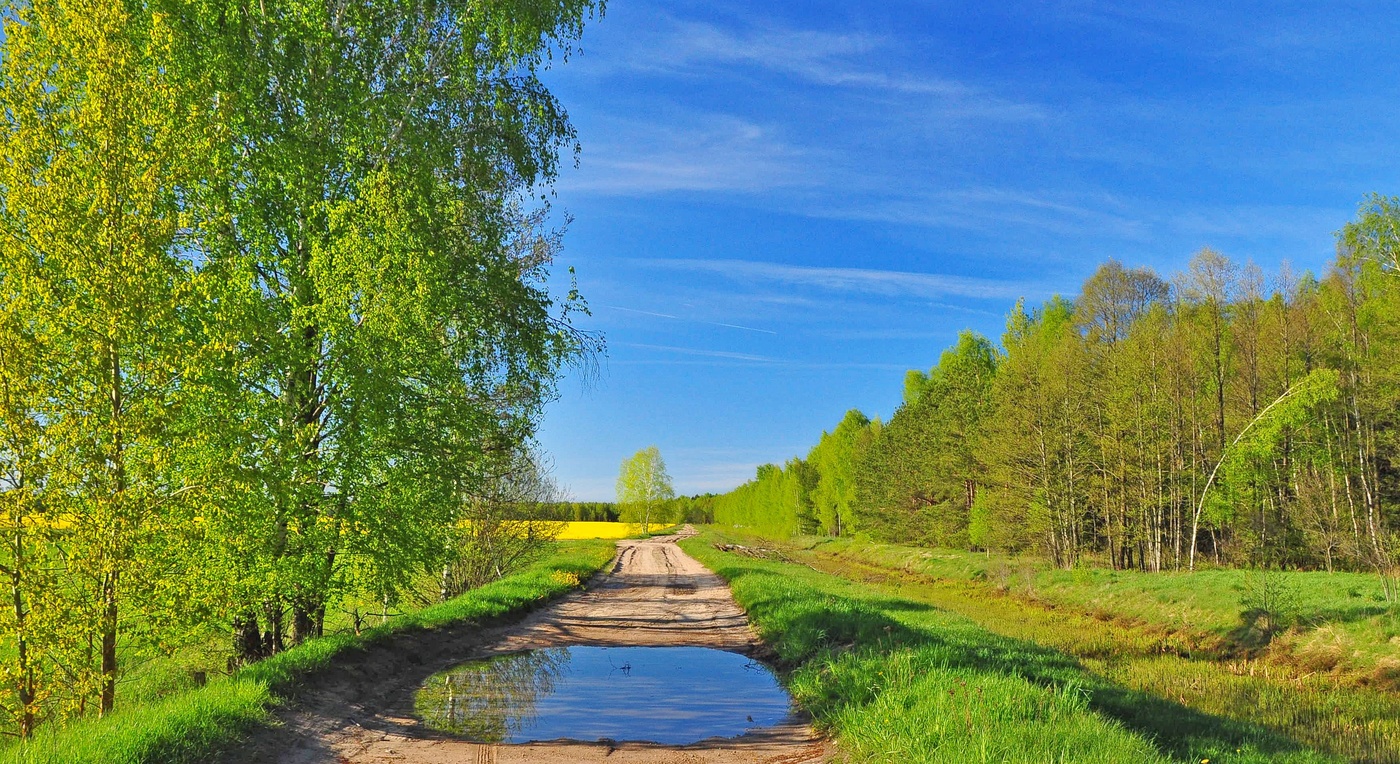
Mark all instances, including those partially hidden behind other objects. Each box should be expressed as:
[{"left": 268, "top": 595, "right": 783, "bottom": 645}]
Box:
[{"left": 226, "top": 528, "right": 830, "bottom": 764}]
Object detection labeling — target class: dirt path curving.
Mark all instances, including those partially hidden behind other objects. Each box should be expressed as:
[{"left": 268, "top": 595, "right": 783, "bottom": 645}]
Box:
[{"left": 225, "top": 528, "right": 831, "bottom": 764}]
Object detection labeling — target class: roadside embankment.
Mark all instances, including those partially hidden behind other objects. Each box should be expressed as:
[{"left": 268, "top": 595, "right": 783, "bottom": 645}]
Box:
[
  {"left": 793, "top": 536, "right": 1400, "bottom": 683},
  {"left": 794, "top": 536, "right": 1400, "bottom": 762},
  {"left": 683, "top": 530, "right": 1365, "bottom": 764},
  {"left": 0, "top": 541, "right": 616, "bottom": 764}
]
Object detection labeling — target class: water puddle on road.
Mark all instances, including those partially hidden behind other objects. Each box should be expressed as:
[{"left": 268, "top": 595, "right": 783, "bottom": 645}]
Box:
[{"left": 415, "top": 646, "right": 794, "bottom": 745}]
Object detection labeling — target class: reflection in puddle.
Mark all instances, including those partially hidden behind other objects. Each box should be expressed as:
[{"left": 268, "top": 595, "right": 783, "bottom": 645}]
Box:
[{"left": 415, "top": 646, "right": 793, "bottom": 744}]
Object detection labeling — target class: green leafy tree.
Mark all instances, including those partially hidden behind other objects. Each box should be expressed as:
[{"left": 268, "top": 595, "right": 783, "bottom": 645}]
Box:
[
  {"left": 0, "top": 233, "right": 61, "bottom": 736},
  {"left": 976, "top": 298, "right": 1094, "bottom": 567},
  {"left": 1074, "top": 261, "right": 1169, "bottom": 569},
  {"left": 856, "top": 331, "right": 997, "bottom": 546},
  {"left": 809, "top": 410, "right": 871, "bottom": 536},
  {"left": 0, "top": 0, "right": 605, "bottom": 729},
  {"left": 617, "top": 447, "right": 675, "bottom": 529},
  {"left": 0, "top": 0, "right": 219, "bottom": 718},
  {"left": 173, "top": 0, "right": 604, "bottom": 656},
  {"left": 1328, "top": 201, "right": 1400, "bottom": 594}
]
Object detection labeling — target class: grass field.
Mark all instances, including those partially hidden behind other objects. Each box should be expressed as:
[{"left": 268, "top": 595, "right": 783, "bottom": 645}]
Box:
[
  {"left": 0, "top": 540, "right": 616, "bottom": 764},
  {"left": 794, "top": 537, "right": 1400, "bottom": 684},
  {"left": 690, "top": 530, "right": 1400, "bottom": 763}
]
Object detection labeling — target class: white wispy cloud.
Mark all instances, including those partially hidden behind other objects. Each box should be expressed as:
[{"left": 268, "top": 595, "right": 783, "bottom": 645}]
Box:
[
  {"left": 1161, "top": 204, "right": 1348, "bottom": 250},
  {"left": 630, "top": 258, "right": 1035, "bottom": 301},
  {"left": 601, "top": 304, "right": 777, "bottom": 335},
  {"left": 609, "top": 14, "right": 1046, "bottom": 121},
  {"left": 565, "top": 107, "right": 1150, "bottom": 238},
  {"left": 928, "top": 302, "right": 1005, "bottom": 317},
  {"left": 823, "top": 328, "right": 977, "bottom": 341},
  {"left": 564, "top": 114, "right": 807, "bottom": 195},
  {"left": 805, "top": 186, "right": 1149, "bottom": 240},
  {"left": 618, "top": 342, "right": 777, "bottom": 363},
  {"left": 559, "top": 10, "right": 1049, "bottom": 199},
  {"left": 608, "top": 358, "right": 912, "bottom": 371},
  {"left": 1055, "top": 0, "right": 1361, "bottom": 67}
]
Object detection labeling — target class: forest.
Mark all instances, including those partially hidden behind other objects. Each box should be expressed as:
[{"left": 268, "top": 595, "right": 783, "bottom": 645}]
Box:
[
  {"left": 0, "top": 0, "right": 603, "bottom": 740},
  {"left": 716, "top": 196, "right": 1400, "bottom": 586}
]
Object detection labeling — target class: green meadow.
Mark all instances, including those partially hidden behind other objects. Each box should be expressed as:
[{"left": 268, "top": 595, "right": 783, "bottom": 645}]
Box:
[
  {"left": 800, "top": 537, "right": 1400, "bottom": 682},
  {"left": 685, "top": 530, "right": 1399, "bottom": 763}
]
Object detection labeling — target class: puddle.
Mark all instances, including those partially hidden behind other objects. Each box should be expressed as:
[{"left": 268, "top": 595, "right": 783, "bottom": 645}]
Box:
[{"left": 415, "top": 646, "right": 793, "bottom": 745}]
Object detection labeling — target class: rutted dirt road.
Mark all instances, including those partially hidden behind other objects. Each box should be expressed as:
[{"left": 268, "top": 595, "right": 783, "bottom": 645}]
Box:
[{"left": 225, "top": 528, "right": 830, "bottom": 764}]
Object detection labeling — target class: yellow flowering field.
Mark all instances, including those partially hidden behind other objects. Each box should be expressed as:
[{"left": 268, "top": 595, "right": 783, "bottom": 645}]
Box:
[{"left": 555, "top": 522, "right": 674, "bottom": 539}]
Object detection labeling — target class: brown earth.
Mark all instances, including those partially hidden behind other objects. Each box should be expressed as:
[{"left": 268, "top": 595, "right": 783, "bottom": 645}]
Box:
[{"left": 223, "top": 527, "right": 832, "bottom": 764}]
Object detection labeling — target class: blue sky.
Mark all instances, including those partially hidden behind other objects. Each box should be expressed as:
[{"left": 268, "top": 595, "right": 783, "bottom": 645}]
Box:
[{"left": 534, "top": 0, "right": 1400, "bottom": 501}]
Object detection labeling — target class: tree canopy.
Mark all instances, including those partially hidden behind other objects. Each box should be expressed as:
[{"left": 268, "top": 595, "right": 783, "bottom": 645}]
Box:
[
  {"left": 616, "top": 446, "right": 675, "bottom": 528},
  {"left": 0, "top": 0, "right": 601, "bottom": 735},
  {"left": 712, "top": 196, "right": 1400, "bottom": 598}
]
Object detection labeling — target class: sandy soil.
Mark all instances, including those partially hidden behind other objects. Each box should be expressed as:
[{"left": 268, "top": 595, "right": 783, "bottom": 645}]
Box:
[{"left": 223, "top": 528, "right": 831, "bottom": 764}]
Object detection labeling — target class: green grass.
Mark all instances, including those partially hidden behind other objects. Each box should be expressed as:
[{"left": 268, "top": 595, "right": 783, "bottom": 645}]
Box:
[
  {"left": 797, "top": 536, "right": 1400, "bottom": 681},
  {"left": 683, "top": 530, "right": 1346, "bottom": 764},
  {"left": 2, "top": 545, "right": 605, "bottom": 730},
  {"left": 0, "top": 540, "right": 616, "bottom": 764}
]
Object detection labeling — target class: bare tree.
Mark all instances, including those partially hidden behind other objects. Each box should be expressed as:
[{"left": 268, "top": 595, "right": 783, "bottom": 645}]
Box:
[{"left": 439, "top": 448, "right": 566, "bottom": 601}]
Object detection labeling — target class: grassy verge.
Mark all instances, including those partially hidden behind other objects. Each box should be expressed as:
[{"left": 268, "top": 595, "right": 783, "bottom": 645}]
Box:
[
  {"left": 1, "top": 540, "right": 616, "bottom": 764},
  {"left": 797, "top": 537, "right": 1400, "bottom": 682},
  {"left": 778, "top": 536, "right": 1400, "bottom": 763},
  {"left": 683, "top": 530, "right": 1347, "bottom": 764}
]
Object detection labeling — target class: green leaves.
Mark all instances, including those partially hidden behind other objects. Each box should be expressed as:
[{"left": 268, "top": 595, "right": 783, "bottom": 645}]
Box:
[
  {"left": 809, "top": 409, "right": 872, "bottom": 537},
  {"left": 0, "top": 0, "right": 601, "bottom": 734},
  {"left": 616, "top": 446, "right": 674, "bottom": 527},
  {"left": 712, "top": 198, "right": 1400, "bottom": 583},
  {"left": 857, "top": 331, "right": 998, "bottom": 547},
  {"left": 0, "top": 0, "right": 220, "bottom": 719}
]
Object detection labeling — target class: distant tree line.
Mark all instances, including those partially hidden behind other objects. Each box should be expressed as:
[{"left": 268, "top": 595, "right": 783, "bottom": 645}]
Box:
[
  {"left": 671, "top": 494, "right": 718, "bottom": 525},
  {"left": 0, "top": 0, "right": 601, "bottom": 737},
  {"left": 530, "top": 496, "right": 717, "bottom": 525},
  {"left": 716, "top": 197, "right": 1400, "bottom": 589},
  {"left": 537, "top": 502, "right": 624, "bottom": 522}
]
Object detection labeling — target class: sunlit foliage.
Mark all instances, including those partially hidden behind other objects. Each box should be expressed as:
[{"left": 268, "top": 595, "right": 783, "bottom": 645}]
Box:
[
  {"left": 0, "top": 0, "right": 601, "bottom": 737},
  {"left": 716, "top": 198, "right": 1400, "bottom": 594}
]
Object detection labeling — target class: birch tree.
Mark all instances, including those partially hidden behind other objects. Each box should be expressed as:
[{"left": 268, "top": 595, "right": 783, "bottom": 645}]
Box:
[
  {"left": 178, "top": 0, "right": 603, "bottom": 656},
  {"left": 808, "top": 409, "right": 871, "bottom": 537},
  {"left": 617, "top": 446, "right": 674, "bottom": 530},
  {"left": 0, "top": 0, "right": 215, "bottom": 716}
]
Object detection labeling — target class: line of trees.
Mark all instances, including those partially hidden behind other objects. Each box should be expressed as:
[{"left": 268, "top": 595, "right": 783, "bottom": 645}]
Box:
[
  {"left": 536, "top": 502, "right": 623, "bottom": 522},
  {"left": 715, "top": 197, "right": 1400, "bottom": 589},
  {"left": 533, "top": 496, "right": 717, "bottom": 524},
  {"left": 0, "top": 0, "right": 601, "bottom": 738}
]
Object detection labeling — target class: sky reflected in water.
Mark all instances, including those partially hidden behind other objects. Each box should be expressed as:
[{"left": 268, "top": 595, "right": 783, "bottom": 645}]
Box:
[{"left": 416, "top": 646, "right": 793, "bottom": 744}]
